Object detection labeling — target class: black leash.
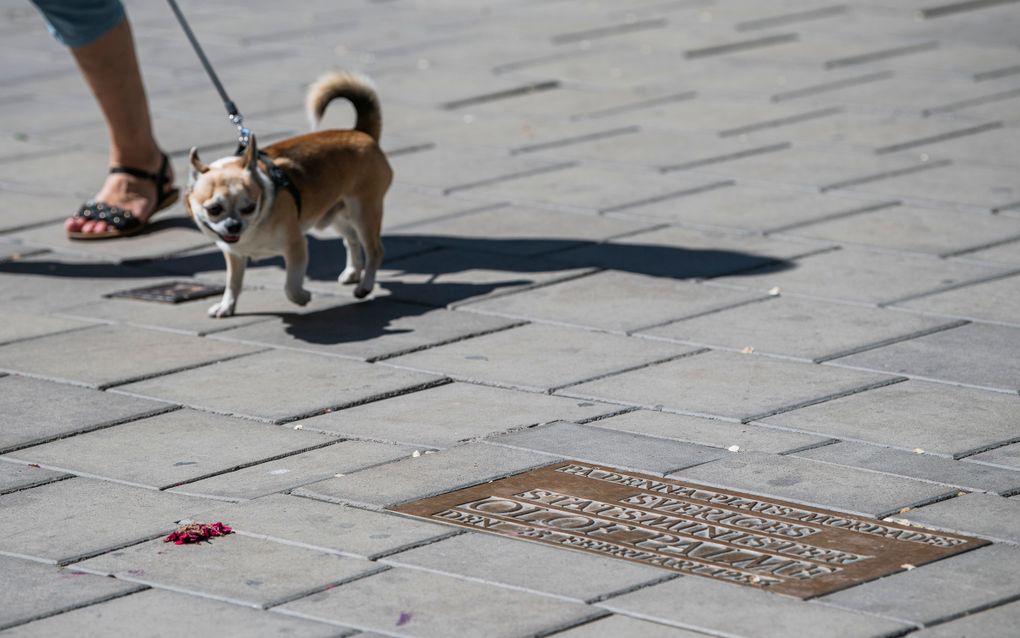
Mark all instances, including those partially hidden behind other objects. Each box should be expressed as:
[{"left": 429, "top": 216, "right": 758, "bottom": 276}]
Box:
[
  {"left": 165, "top": 0, "right": 250, "bottom": 152},
  {"left": 166, "top": 0, "right": 301, "bottom": 213}
]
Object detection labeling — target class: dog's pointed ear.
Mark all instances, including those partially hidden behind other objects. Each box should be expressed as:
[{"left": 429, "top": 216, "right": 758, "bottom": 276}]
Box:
[
  {"left": 189, "top": 147, "right": 208, "bottom": 184},
  {"left": 241, "top": 134, "right": 258, "bottom": 173}
]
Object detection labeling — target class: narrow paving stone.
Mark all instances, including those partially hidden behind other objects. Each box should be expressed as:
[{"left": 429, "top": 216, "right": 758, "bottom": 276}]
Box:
[
  {"left": 0, "top": 588, "right": 349, "bottom": 637},
  {"left": 0, "top": 375, "right": 172, "bottom": 453},
  {"left": 0, "top": 461, "right": 68, "bottom": 495},
  {"left": 461, "top": 272, "right": 766, "bottom": 333},
  {"left": 276, "top": 567, "right": 603, "bottom": 638},
  {"left": 592, "top": 409, "right": 829, "bottom": 454},
  {"left": 892, "top": 492, "right": 1020, "bottom": 545},
  {"left": 830, "top": 322, "right": 1020, "bottom": 393},
  {"left": 0, "top": 555, "right": 143, "bottom": 631},
  {"left": 597, "top": 576, "right": 911, "bottom": 638},
  {"left": 170, "top": 440, "right": 417, "bottom": 501},
  {"left": 74, "top": 533, "right": 380, "bottom": 610},
  {"left": 0, "top": 324, "right": 260, "bottom": 389},
  {"left": 721, "top": 246, "right": 1006, "bottom": 306},
  {"left": 486, "top": 421, "right": 723, "bottom": 476},
  {"left": 670, "top": 452, "right": 957, "bottom": 518},
  {"left": 967, "top": 442, "right": 1020, "bottom": 470},
  {"left": 894, "top": 273, "right": 1020, "bottom": 326},
  {"left": 376, "top": 248, "right": 594, "bottom": 308},
  {"left": 2, "top": 409, "right": 333, "bottom": 490},
  {"left": 381, "top": 532, "right": 666, "bottom": 603},
  {"left": 208, "top": 298, "right": 518, "bottom": 361},
  {"left": 822, "top": 545, "right": 1020, "bottom": 625},
  {"left": 638, "top": 296, "right": 954, "bottom": 361},
  {"left": 201, "top": 494, "right": 452, "bottom": 560},
  {"left": 562, "top": 350, "right": 897, "bottom": 422},
  {"left": 761, "top": 380, "right": 1020, "bottom": 458},
  {"left": 293, "top": 442, "right": 554, "bottom": 509},
  {"left": 793, "top": 441, "right": 1020, "bottom": 494},
  {"left": 114, "top": 349, "right": 442, "bottom": 423},
  {"left": 553, "top": 615, "right": 709, "bottom": 637},
  {"left": 0, "top": 308, "right": 94, "bottom": 346},
  {"left": 904, "top": 599, "right": 1020, "bottom": 637},
  {"left": 294, "top": 381, "right": 616, "bottom": 448},
  {"left": 0, "top": 478, "right": 208, "bottom": 565},
  {"left": 385, "top": 323, "right": 694, "bottom": 393}
]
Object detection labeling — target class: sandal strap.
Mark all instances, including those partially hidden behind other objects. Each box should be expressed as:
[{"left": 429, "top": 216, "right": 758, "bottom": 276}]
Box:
[
  {"left": 74, "top": 202, "right": 140, "bottom": 231},
  {"left": 108, "top": 153, "right": 171, "bottom": 191}
]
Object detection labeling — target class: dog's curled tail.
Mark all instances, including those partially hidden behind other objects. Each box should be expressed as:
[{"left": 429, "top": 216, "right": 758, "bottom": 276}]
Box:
[{"left": 306, "top": 71, "right": 382, "bottom": 141}]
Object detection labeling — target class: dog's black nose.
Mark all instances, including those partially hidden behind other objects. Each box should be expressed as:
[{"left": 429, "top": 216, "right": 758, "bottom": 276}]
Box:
[{"left": 223, "top": 220, "right": 243, "bottom": 234}]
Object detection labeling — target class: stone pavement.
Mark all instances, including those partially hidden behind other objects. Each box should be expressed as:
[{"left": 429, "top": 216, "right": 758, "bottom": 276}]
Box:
[{"left": 1, "top": 0, "right": 1020, "bottom": 635}]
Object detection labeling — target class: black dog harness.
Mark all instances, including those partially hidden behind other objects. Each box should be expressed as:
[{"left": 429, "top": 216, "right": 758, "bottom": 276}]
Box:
[{"left": 257, "top": 151, "right": 302, "bottom": 215}]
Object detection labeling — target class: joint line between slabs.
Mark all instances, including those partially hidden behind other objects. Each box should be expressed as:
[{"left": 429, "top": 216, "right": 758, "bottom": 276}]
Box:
[
  {"left": 742, "top": 376, "right": 909, "bottom": 424},
  {"left": 0, "top": 585, "right": 150, "bottom": 632},
  {"left": 813, "top": 320, "right": 971, "bottom": 363},
  {"left": 572, "top": 91, "right": 698, "bottom": 121},
  {"left": 273, "top": 377, "right": 455, "bottom": 425},
  {"left": 583, "top": 573, "right": 681, "bottom": 605},
  {"left": 0, "top": 473, "right": 76, "bottom": 497},
  {"left": 874, "top": 121, "right": 1003, "bottom": 155},
  {"left": 820, "top": 159, "right": 952, "bottom": 193},
  {"left": 443, "top": 161, "right": 580, "bottom": 195},
  {"left": 263, "top": 565, "right": 392, "bottom": 610},
  {"left": 366, "top": 321, "right": 530, "bottom": 363},
  {"left": 719, "top": 107, "right": 844, "bottom": 138},
  {"left": 0, "top": 404, "right": 182, "bottom": 456},
  {"left": 510, "top": 125, "right": 641, "bottom": 155},
  {"left": 549, "top": 348, "right": 711, "bottom": 394},
  {"left": 880, "top": 266, "right": 1020, "bottom": 307},
  {"left": 825, "top": 41, "right": 939, "bottom": 69},
  {"left": 98, "top": 348, "right": 274, "bottom": 391},
  {"left": 765, "top": 200, "right": 903, "bottom": 235},
  {"left": 771, "top": 70, "right": 895, "bottom": 102},
  {"left": 736, "top": 5, "right": 848, "bottom": 31},
  {"left": 532, "top": 611, "right": 615, "bottom": 638}
]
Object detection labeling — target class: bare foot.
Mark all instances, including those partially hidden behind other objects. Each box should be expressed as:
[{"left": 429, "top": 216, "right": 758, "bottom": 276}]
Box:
[{"left": 65, "top": 151, "right": 174, "bottom": 236}]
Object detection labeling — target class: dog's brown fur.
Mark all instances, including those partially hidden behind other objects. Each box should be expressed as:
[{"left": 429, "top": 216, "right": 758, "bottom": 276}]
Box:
[{"left": 184, "top": 72, "right": 392, "bottom": 317}]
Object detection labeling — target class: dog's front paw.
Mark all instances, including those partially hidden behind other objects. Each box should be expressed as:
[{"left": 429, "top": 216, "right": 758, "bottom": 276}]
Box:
[
  {"left": 286, "top": 287, "right": 312, "bottom": 306},
  {"left": 354, "top": 284, "right": 373, "bottom": 299},
  {"left": 338, "top": 267, "right": 361, "bottom": 285},
  {"left": 208, "top": 299, "right": 236, "bottom": 318}
]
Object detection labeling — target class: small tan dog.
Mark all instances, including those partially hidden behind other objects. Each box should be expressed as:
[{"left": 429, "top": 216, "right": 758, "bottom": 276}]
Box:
[{"left": 184, "top": 72, "right": 392, "bottom": 318}]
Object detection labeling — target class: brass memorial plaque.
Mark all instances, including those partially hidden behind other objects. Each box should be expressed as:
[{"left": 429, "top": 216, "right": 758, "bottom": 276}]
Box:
[{"left": 392, "top": 461, "right": 987, "bottom": 598}]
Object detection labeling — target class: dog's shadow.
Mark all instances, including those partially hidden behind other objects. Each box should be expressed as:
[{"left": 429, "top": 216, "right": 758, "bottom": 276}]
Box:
[{"left": 0, "top": 233, "right": 794, "bottom": 345}]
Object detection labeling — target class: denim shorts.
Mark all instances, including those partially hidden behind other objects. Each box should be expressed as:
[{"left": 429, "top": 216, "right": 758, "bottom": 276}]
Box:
[{"left": 30, "top": 0, "right": 125, "bottom": 48}]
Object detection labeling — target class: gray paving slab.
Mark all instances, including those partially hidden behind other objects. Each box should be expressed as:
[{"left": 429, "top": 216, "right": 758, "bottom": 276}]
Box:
[
  {"left": 0, "top": 308, "right": 96, "bottom": 346},
  {"left": 597, "top": 575, "right": 911, "bottom": 638},
  {"left": 0, "top": 190, "right": 77, "bottom": 234},
  {"left": 382, "top": 183, "right": 505, "bottom": 230},
  {"left": 553, "top": 615, "right": 709, "bottom": 638},
  {"left": 202, "top": 494, "right": 451, "bottom": 560},
  {"left": 462, "top": 272, "right": 766, "bottom": 334},
  {"left": 721, "top": 246, "right": 1006, "bottom": 306},
  {"left": 839, "top": 161, "right": 1020, "bottom": 212},
  {"left": 639, "top": 296, "right": 955, "bottom": 362},
  {"left": 54, "top": 288, "right": 352, "bottom": 337},
  {"left": 388, "top": 145, "right": 572, "bottom": 194},
  {"left": 670, "top": 452, "right": 956, "bottom": 518},
  {"left": 551, "top": 225, "right": 825, "bottom": 280},
  {"left": 892, "top": 493, "right": 1020, "bottom": 545},
  {"left": 293, "top": 442, "right": 554, "bottom": 509},
  {"left": 782, "top": 205, "right": 1020, "bottom": 256},
  {"left": 294, "top": 381, "right": 616, "bottom": 448},
  {"left": 386, "top": 323, "right": 693, "bottom": 393},
  {"left": 0, "top": 588, "right": 348, "bottom": 637},
  {"left": 968, "top": 442, "right": 1020, "bottom": 471},
  {"left": 170, "top": 440, "right": 417, "bottom": 501},
  {"left": 593, "top": 409, "right": 830, "bottom": 454},
  {"left": 0, "top": 375, "right": 172, "bottom": 454},
  {"left": 957, "top": 237, "right": 1020, "bottom": 266},
  {"left": 387, "top": 204, "right": 655, "bottom": 256},
  {"left": 276, "top": 567, "right": 602, "bottom": 638},
  {"left": 209, "top": 299, "right": 518, "bottom": 362},
  {"left": 894, "top": 273, "right": 1020, "bottom": 326},
  {"left": 562, "top": 350, "right": 897, "bottom": 422},
  {"left": 761, "top": 379, "right": 1020, "bottom": 458},
  {"left": 381, "top": 532, "right": 666, "bottom": 603},
  {"left": 0, "top": 555, "right": 144, "bottom": 632},
  {"left": 793, "top": 442, "right": 1020, "bottom": 494},
  {"left": 0, "top": 460, "right": 68, "bottom": 495},
  {"left": 0, "top": 324, "right": 261, "bottom": 389},
  {"left": 0, "top": 238, "right": 46, "bottom": 263},
  {"left": 607, "top": 183, "right": 889, "bottom": 234},
  {"left": 378, "top": 248, "right": 594, "bottom": 308},
  {"left": 822, "top": 545, "right": 1020, "bottom": 626},
  {"left": 905, "top": 599, "right": 1020, "bottom": 638},
  {"left": 7, "top": 215, "right": 209, "bottom": 263},
  {"left": 3, "top": 409, "right": 333, "bottom": 490},
  {"left": 74, "top": 533, "right": 380, "bottom": 610},
  {"left": 114, "top": 349, "right": 443, "bottom": 423},
  {"left": 0, "top": 478, "right": 208, "bottom": 565},
  {"left": 486, "top": 421, "right": 723, "bottom": 476},
  {"left": 831, "top": 322, "right": 1020, "bottom": 393}
]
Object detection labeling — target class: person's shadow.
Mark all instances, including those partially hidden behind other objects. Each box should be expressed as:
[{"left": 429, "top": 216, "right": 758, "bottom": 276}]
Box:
[{"left": 0, "top": 233, "right": 794, "bottom": 346}]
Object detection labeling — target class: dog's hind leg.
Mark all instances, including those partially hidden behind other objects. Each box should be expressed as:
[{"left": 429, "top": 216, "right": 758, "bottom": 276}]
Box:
[
  {"left": 351, "top": 194, "right": 385, "bottom": 299},
  {"left": 333, "top": 203, "right": 365, "bottom": 285},
  {"left": 283, "top": 233, "right": 312, "bottom": 306}
]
